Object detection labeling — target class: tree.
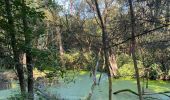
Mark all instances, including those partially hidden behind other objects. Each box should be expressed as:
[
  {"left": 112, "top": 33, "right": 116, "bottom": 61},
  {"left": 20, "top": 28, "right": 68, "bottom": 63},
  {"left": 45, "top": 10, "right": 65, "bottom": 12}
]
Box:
[
  {"left": 21, "top": 0, "right": 34, "bottom": 99},
  {"left": 3, "top": 0, "right": 26, "bottom": 93},
  {"left": 128, "top": 0, "right": 143, "bottom": 99},
  {"left": 93, "top": 0, "right": 113, "bottom": 100}
]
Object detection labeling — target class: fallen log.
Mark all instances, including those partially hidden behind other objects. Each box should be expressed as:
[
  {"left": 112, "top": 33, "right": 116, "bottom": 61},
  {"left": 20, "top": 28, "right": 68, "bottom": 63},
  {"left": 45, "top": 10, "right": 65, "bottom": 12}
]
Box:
[
  {"left": 34, "top": 87, "right": 57, "bottom": 100},
  {"left": 144, "top": 97, "right": 161, "bottom": 100},
  {"left": 113, "top": 89, "right": 170, "bottom": 98},
  {"left": 34, "top": 87, "right": 51, "bottom": 99},
  {"left": 144, "top": 91, "right": 170, "bottom": 97},
  {"left": 113, "top": 89, "right": 138, "bottom": 96}
]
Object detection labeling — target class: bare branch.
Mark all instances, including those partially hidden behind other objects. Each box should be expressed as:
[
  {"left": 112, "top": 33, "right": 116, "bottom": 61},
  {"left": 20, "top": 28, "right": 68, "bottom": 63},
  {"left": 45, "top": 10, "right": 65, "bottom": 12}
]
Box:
[{"left": 109, "top": 24, "right": 170, "bottom": 48}]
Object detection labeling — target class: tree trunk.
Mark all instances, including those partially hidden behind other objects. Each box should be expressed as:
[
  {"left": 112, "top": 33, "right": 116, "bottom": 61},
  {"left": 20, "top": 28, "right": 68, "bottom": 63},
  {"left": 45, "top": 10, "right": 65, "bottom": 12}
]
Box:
[
  {"left": 87, "top": 52, "right": 100, "bottom": 100},
  {"left": 165, "top": 0, "right": 169, "bottom": 24},
  {"left": 4, "top": 0, "right": 26, "bottom": 93},
  {"left": 128, "top": 0, "right": 143, "bottom": 100},
  {"left": 108, "top": 51, "right": 118, "bottom": 76},
  {"left": 94, "top": 0, "right": 112, "bottom": 100},
  {"left": 26, "top": 56, "right": 34, "bottom": 99},
  {"left": 46, "top": 22, "right": 51, "bottom": 48},
  {"left": 56, "top": 26, "right": 64, "bottom": 66},
  {"left": 21, "top": 0, "right": 34, "bottom": 99},
  {"left": 146, "top": 71, "right": 149, "bottom": 89}
]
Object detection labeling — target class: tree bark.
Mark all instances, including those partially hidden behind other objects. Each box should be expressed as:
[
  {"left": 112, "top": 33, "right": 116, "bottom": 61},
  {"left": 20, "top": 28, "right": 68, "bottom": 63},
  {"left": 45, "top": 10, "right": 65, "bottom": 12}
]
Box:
[
  {"left": 56, "top": 26, "right": 64, "bottom": 66},
  {"left": 165, "top": 0, "right": 169, "bottom": 24},
  {"left": 94, "top": 0, "right": 112, "bottom": 100},
  {"left": 146, "top": 71, "right": 149, "bottom": 89},
  {"left": 87, "top": 53, "right": 100, "bottom": 100},
  {"left": 128, "top": 0, "right": 143, "bottom": 100},
  {"left": 21, "top": 0, "right": 34, "bottom": 99},
  {"left": 4, "top": 0, "right": 26, "bottom": 93}
]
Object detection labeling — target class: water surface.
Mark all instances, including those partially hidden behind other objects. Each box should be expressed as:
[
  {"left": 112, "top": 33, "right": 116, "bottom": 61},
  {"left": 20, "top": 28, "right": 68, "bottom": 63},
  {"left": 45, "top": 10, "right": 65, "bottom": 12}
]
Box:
[
  {"left": 47, "top": 72, "right": 170, "bottom": 100},
  {"left": 0, "top": 71, "right": 170, "bottom": 100}
]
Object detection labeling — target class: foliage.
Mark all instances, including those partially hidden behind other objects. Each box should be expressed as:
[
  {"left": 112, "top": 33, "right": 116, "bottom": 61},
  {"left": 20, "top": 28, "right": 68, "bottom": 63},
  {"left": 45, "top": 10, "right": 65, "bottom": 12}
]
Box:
[
  {"left": 63, "top": 50, "right": 95, "bottom": 70},
  {"left": 118, "top": 62, "right": 135, "bottom": 78},
  {"left": 8, "top": 93, "right": 28, "bottom": 100},
  {"left": 32, "top": 49, "right": 60, "bottom": 71},
  {"left": 117, "top": 53, "right": 144, "bottom": 77},
  {"left": 149, "top": 63, "right": 161, "bottom": 80},
  {"left": 0, "top": 0, "right": 170, "bottom": 99},
  {"left": 117, "top": 53, "right": 133, "bottom": 68}
]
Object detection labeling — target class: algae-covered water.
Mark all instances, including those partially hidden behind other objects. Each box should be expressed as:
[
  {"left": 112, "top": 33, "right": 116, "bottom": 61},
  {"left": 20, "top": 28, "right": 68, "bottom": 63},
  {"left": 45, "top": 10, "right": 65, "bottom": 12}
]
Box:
[
  {"left": 0, "top": 81, "right": 20, "bottom": 100},
  {"left": 47, "top": 71, "right": 170, "bottom": 100},
  {"left": 0, "top": 71, "right": 170, "bottom": 100}
]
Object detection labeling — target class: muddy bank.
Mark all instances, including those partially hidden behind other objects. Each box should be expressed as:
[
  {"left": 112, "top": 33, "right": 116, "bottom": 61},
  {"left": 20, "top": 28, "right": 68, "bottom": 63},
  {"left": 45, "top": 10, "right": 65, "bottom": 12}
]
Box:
[
  {"left": 0, "top": 69, "right": 47, "bottom": 82},
  {"left": 0, "top": 70, "right": 17, "bottom": 81}
]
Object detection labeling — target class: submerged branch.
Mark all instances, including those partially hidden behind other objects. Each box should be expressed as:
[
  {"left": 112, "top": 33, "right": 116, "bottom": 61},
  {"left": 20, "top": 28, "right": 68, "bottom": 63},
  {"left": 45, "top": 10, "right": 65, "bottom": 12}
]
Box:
[
  {"left": 144, "top": 91, "right": 170, "bottom": 97},
  {"left": 34, "top": 87, "right": 57, "bottom": 100},
  {"left": 113, "top": 89, "right": 170, "bottom": 98},
  {"left": 144, "top": 97, "right": 161, "bottom": 100},
  {"left": 86, "top": 83, "right": 96, "bottom": 100},
  {"left": 113, "top": 89, "right": 139, "bottom": 96}
]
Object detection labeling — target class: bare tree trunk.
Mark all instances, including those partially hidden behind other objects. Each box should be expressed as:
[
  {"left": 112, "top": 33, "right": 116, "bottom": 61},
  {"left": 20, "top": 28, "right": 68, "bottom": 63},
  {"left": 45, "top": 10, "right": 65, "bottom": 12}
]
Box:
[
  {"left": 46, "top": 22, "right": 51, "bottom": 48},
  {"left": 4, "top": 0, "right": 26, "bottom": 93},
  {"left": 108, "top": 50, "right": 118, "bottom": 76},
  {"left": 128, "top": 0, "right": 143, "bottom": 100},
  {"left": 88, "top": 51, "right": 100, "bottom": 99},
  {"left": 94, "top": 0, "right": 112, "bottom": 100},
  {"left": 146, "top": 71, "right": 149, "bottom": 89},
  {"left": 56, "top": 26, "right": 64, "bottom": 66},
  {"left": 21, "top": 0, "right": 34, "bottom": 99},
  {"left": 98, "top": 54, "right": 105, "bottom": 85}
]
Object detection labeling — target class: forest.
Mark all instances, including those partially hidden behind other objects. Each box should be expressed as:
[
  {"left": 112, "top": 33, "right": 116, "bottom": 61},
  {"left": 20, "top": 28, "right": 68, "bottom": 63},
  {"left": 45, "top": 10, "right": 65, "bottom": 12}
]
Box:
[{"left": 0, "top": 0, "right": 170, "bottom": 100}]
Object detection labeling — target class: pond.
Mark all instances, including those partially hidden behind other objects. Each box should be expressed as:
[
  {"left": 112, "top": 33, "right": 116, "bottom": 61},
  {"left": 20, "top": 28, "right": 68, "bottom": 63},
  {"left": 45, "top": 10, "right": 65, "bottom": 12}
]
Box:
[
  {"left": 0, "top": 71, "right": 170, "bottom": 100},
  {"left": 47, "top": 71, "right": 170, "bottom": 100},
  {"left": 0, "top": 81, "right": 19, "bottom": 100}
]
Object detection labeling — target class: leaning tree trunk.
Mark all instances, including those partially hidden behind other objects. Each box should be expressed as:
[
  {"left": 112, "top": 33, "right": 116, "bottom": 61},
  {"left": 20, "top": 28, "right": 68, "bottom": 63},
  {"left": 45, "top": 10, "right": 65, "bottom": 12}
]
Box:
[
  {"left": 94, "top": 0, "right": 112, "bottom": 100},
  {"left": 4, "top": 0, "right": 26, "bottom": 93},
  {"left": 21, "top": 0, "right": 34, "bottom": 99},
  {"left": 128, "top": 0, "right": 143, "bottom": 100}
]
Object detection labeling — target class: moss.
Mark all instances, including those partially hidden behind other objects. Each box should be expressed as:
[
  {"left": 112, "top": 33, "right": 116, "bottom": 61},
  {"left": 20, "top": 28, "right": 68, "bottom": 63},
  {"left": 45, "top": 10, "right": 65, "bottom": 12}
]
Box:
[{"left": 79, "top": 70, "right": 89, "bottom": 75}]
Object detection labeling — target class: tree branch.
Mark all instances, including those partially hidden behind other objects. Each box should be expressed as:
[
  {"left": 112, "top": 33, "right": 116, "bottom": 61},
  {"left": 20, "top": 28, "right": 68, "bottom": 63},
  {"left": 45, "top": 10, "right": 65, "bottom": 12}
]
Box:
[{"left": 108, "top": 24, "right": 170, "bottom": 48}]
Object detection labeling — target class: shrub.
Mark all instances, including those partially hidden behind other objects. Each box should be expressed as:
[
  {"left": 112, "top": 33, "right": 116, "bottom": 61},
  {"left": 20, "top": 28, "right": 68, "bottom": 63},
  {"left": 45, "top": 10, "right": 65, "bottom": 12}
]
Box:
[
  {"left": 63, "top": 50, "right": 95, "bottom": 70},
  {"left": 117, "top": 53, "right": 144, "bottom": 78},
  {"left": 117, "top": 53, "right": 133, "bottom": 68},
  {"left": 149, "top": 63, "right": 162, "bottom": 80}
]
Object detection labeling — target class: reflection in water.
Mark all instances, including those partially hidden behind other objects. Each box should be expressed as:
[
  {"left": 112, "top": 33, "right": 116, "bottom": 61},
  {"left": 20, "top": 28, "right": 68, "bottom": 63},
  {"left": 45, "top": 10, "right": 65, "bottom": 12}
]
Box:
[
  {"left": 47, "top": 72, "right": 170, "bottom": 100},
  {"left": 0, "top": 72, "right": 170, "bottom": 100},
  {"left": 0, "top": 81, "right": 12, "bottom": 90}
]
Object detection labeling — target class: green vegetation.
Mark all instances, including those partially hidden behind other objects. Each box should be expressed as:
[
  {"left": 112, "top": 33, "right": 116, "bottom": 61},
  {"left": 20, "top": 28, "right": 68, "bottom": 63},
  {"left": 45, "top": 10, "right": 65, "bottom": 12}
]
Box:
[{"left": 0, "top": 0, "right": 170, "bottom": 100}]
